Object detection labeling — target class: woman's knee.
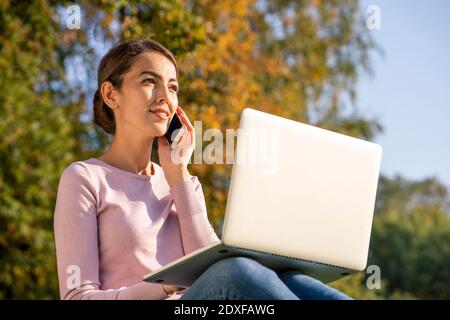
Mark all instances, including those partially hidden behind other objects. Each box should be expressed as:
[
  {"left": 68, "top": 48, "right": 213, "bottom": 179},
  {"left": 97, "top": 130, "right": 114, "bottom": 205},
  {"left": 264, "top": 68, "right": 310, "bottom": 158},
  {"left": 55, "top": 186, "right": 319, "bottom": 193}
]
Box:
[
  {"left": 206, "top": 256, "right": 276, "bottom": 280},
  {"left": 279, "top": 270, "right": 318, "bottom": 284},
  {"left": 187, "top": 257, "right": 299, "bottom": 299}
]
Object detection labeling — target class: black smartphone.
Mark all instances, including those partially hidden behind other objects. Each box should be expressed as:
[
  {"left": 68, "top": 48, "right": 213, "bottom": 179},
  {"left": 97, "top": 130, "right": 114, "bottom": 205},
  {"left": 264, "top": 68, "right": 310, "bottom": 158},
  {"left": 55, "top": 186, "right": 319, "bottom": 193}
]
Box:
[{"left": 164, "top": 112, "right": 186, "bottom": 149}]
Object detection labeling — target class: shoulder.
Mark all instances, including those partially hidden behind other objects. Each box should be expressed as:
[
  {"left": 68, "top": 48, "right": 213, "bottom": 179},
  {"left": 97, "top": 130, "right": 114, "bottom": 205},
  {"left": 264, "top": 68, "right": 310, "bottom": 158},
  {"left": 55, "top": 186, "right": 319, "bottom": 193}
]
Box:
[
  {"left": 58, "top": 159, "right": 99, "bottom": 190},
  {"left": 62, "top": 160, "right": 89, "bottom": 175},
  {"left": 61, "top": 160, "right": 93, "bottom": 179}
]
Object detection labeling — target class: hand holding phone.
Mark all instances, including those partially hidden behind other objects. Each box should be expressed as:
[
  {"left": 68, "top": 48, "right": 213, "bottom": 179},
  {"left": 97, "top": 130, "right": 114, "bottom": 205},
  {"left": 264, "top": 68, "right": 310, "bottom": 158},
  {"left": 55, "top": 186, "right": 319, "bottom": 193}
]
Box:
[
  {"left": 157, "top": 107, "right": 195, "bottom": 185},
  {"left": 164, "top": 112, "right": 186, "bottom": 150}
]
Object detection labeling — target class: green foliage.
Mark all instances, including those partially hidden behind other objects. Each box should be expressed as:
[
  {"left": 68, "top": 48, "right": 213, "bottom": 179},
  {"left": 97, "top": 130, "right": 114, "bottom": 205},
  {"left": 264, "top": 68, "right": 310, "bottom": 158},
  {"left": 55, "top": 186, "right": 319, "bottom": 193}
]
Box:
[
  {"left": 369, "top": 205, "right": 450, "bottom": 299},
  {"left": 330, "top": 271, "right": 387, "bottom": 300},
  {"left": 375, "top": 175, "right": 449, "bottom": 216},
  {"left": 0, "top": 0, "right": 77, "bottom": 299},
  {"left": 330, "top": 177, "right": 450, "bottom": 299}
]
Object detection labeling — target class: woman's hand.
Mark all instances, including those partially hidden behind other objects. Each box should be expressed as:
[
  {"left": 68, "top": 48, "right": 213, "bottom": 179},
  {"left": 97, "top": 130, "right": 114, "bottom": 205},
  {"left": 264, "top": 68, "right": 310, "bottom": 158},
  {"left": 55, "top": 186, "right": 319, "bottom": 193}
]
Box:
[
  {"left": 162, "top": 284, "right": 185, "bottom": 297},
  {"left": 157, "top": 106, "right": 195, "bottom": 188}
]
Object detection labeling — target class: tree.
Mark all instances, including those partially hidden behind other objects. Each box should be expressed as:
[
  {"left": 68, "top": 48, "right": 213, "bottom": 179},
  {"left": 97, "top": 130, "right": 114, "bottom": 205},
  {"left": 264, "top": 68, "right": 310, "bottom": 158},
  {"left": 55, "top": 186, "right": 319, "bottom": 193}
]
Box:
[
  {"left": 0, "top": 0, "right": 214, "bottom": 299},
  {"left": 330, "top": 176, "right": 450, "bottom": 299},
  {"left": 0, "top": 1, "right": 77, "bottom": 298},
  {"left": 369, "top": 177, "right": 450, "bottom": 299}
]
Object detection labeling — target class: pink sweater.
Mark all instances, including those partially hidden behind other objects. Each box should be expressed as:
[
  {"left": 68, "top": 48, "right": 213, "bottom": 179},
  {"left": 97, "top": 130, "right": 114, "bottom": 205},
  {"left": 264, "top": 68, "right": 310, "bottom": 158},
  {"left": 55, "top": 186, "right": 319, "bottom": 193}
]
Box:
[{"left": 53, "top": 158, "right": 220, "bottom": 300}]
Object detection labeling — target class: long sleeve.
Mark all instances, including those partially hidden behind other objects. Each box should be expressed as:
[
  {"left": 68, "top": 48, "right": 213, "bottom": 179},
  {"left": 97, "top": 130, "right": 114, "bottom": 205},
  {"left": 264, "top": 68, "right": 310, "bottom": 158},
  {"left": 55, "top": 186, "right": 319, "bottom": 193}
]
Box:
[
  {"left": 53, "top": 164, "right": 167, "bottom": 300},
  {"left": 169, "top": 176, "right": 221, "bottom": 255}
]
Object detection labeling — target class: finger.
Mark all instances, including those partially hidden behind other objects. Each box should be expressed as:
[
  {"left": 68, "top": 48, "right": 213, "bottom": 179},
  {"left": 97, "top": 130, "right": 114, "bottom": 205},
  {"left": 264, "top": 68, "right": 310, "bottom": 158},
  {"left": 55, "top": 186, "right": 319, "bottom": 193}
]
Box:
[
  {"left": 174, "top": 133, "right": 184, "bottom": 147},
  {"left": 177, "top": 107, "right": 194, "bottom": 132},
  {"left": 181, "top": 120, "right": 194, "bottom": 146},
  {"left": 178, "top": 114, "right": 194, "bottom": 143},
  {"left": 176, "top": 107, "right": 195, "bottom": 147},
  {"left": 176, "top": 128, "right": 193, "bottom": 147},
  {"left": 177, "top": 106, "right": 190, "bottom": 122}
]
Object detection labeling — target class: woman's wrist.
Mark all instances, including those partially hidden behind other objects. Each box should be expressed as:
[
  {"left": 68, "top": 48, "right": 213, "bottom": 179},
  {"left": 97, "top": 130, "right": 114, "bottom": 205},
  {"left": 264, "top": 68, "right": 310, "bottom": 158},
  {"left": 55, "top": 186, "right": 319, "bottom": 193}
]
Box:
[{"left": 164, "top": 165, "right": 191, "bottom": 189}]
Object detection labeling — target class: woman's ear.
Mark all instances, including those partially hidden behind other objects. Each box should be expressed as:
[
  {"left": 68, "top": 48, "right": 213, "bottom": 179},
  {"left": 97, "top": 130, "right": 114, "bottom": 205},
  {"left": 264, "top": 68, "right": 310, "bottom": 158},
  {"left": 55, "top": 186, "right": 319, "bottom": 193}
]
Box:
[{"left": 100, "top": 81, "right": 119, "bottom": 109}]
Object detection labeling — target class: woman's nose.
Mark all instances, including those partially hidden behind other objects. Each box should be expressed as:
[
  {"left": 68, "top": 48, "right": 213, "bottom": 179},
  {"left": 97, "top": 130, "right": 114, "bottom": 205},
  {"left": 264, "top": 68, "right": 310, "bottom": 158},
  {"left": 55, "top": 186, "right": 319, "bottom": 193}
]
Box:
[
  {"left": 155, "top": 84, "right": 170, "bottom": 101},
  {"left": 157, "top": 97, "right": 176, "bottom": 114}
]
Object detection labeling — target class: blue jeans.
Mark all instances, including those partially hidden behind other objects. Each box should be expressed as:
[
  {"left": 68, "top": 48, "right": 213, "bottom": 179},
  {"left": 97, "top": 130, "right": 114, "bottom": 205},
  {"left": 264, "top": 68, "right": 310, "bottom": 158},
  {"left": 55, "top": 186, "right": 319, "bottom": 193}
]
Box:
[{"left": 180, "top": 257, "right": 352, "bottom": 300}]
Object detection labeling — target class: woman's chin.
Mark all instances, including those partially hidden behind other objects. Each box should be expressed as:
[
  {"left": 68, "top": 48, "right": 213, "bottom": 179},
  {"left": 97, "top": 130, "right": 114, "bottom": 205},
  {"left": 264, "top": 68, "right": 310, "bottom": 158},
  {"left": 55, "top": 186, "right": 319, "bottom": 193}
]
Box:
[{"left": 148, "top": 123, "right": 167, "bottom": 137}]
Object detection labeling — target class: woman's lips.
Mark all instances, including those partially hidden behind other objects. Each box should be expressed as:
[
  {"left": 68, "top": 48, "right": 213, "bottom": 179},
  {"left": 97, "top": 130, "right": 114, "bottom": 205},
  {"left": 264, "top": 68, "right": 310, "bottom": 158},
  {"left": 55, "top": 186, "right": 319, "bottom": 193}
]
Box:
[
  {"left": 148, "top": 107, "right": 170, "bottom": 120},
  {"left": 149, "top": 110, "right": 170, "bottom": 120}
]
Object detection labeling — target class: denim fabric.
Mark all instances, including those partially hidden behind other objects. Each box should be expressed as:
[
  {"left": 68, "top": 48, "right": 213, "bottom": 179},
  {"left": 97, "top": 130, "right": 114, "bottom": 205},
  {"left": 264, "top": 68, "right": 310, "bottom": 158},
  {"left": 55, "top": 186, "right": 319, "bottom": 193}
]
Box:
[{"left": 180, "top": 257, "right": 352, "bottom": 300}]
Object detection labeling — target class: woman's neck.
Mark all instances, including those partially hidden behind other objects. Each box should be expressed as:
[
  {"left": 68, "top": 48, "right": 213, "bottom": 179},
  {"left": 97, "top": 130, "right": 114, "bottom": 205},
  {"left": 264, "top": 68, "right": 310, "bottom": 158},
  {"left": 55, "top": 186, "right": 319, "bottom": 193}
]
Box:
[{"left": 98, "top": 134, "right": 155, "bottom": 176}]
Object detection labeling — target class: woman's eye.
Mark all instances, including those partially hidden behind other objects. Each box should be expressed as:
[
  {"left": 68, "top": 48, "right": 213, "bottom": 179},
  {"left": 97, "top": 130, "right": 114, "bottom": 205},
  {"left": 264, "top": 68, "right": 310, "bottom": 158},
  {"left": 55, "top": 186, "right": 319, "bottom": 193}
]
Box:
[
  {"left": 170, "top": 85, "right": 178, "bottom": 92},
  {"left": 143, "top": 78, "right": 155, "bottom": 84}
]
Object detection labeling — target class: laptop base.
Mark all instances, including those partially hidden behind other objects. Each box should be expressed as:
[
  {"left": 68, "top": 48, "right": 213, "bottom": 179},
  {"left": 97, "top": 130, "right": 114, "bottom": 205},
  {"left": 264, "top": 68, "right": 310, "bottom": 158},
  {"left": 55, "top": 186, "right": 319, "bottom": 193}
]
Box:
[{"left": 143, "top": 242, "right": 357, "bottom": 288}]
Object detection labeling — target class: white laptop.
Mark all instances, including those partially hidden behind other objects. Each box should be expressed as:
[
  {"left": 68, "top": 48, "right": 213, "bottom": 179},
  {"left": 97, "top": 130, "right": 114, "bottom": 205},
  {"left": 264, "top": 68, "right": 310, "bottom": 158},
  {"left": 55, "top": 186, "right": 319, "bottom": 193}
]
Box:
[{"left": 144, "top": 108, "right": 382, "bottom": 287}]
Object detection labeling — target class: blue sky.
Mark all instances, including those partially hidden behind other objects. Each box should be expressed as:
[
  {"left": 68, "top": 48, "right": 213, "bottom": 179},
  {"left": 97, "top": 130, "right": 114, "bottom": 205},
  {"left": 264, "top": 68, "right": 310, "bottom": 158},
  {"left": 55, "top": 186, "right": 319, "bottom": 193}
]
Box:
[{"left": 358, "top": 0, "right": 450, "bottom": 187}]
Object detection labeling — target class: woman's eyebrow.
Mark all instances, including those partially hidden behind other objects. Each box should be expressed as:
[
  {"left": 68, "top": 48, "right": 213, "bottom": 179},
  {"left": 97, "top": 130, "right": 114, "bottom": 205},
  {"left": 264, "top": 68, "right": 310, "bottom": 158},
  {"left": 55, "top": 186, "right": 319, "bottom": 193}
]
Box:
[{"left": 139, "top": 70, "right": 177, "bottom": 83}]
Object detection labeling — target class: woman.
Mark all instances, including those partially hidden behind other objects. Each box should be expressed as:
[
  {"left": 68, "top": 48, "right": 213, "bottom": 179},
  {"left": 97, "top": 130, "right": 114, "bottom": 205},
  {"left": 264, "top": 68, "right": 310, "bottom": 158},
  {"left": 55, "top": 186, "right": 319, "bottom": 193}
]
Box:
[{"left": 54, "top": 39, "right": 351, "bottom": 300}]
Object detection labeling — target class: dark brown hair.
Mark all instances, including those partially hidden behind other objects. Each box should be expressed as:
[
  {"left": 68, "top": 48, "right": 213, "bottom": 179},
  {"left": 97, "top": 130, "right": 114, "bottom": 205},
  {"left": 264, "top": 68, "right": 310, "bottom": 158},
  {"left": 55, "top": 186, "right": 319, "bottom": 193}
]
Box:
[{"left": 93, "top": 39, "right": 178, "bottom": 135}]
